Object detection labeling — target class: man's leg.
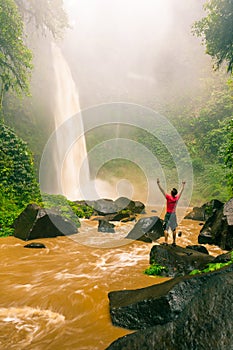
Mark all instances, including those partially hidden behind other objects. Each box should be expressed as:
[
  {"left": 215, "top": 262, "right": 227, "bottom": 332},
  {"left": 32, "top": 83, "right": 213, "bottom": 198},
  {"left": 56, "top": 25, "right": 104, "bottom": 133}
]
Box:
[
  {"left": 163, "top": 213, "right": 170, "bottom": 244},
  {"left": 172, "top": 229, "right": 176, "bottom": 245}
]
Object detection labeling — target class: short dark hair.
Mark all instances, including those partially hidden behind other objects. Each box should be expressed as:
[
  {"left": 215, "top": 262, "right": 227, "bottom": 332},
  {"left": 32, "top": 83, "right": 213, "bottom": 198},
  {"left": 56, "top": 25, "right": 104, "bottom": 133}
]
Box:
[{"left": 171, "top": 188, "right": 178, "bottom": 197}]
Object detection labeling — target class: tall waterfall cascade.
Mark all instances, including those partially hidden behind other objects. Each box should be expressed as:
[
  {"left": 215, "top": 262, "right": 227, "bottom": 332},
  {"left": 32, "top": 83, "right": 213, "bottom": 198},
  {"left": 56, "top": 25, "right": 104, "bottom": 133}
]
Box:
[{"left": 51, "top": 43, "right": 90, "bottom": 200}]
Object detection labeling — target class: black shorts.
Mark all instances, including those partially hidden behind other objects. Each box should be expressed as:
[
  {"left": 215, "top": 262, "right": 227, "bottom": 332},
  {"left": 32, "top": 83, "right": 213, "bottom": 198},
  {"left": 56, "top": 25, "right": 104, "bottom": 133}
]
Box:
[{"left": 163, "top": 212, "right": 178, "bottom": 231}]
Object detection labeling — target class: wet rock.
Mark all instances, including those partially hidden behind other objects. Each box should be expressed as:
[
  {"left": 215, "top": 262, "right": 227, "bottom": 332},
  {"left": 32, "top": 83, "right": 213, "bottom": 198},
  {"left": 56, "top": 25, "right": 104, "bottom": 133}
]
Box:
[
  {"left": 13, "top": 204, "right": 78, "bottom": 241},
  {"left": 98, "top": 220, "right": 115, "bottom": 233},
  {"left": 86, "top": 199, "right": 117, "bottom": 215},
  {"left": 85, "top": 197, "right": 145, "bottom": 218},
  {"left": 104, "top": 212, "right": 136, "bottom": 222},
  {"left": 213, "top": 251, "right": 233, "bottom": 263},
  {"left": 184, "top": 206, "right": 206, "bottom": 221},
  {"left": 149, "top": 244, "right": 214, "bottom": 277},
  {"left": 24, "top": 242, "right": 46, "bottom": 249},
  {"left": 184, "top": 199, "right": 223, "bottom": 221},
  {"left": 107, "top": 264, "right": 233, "bottom": 350},
  {"left": 224, "top": 198, "right": 233, "bottom": 225},
  {"left": 126, "top": 216, "right": 164, "bottom": 243},
  {"left": 115, "top": 197, "right": 145, "bottom": 214},
  {"left": 185, "top": 244, "right": 209, "bottom": 255},
  {"left": 198, "top": 201, "right": 233, "bottom": 250}
]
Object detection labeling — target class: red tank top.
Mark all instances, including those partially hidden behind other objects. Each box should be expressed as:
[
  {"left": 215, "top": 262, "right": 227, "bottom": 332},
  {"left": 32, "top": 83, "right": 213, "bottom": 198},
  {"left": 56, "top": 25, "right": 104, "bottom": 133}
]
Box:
[{"left": 165, "top": 194, "right": 180, "bottom": 213}]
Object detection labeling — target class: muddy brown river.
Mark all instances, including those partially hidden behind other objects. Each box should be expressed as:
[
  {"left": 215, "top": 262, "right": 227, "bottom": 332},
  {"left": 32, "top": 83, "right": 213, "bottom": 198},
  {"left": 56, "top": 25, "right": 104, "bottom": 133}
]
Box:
[{"left": 0, "top": 211, "right": 225, "bottom": 350}]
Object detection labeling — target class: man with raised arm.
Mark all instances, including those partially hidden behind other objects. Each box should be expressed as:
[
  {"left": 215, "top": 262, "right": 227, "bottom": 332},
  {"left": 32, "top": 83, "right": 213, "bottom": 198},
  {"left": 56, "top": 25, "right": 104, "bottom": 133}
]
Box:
[{"left": 157, "top": 178, "right": 186, "bottom": 246}]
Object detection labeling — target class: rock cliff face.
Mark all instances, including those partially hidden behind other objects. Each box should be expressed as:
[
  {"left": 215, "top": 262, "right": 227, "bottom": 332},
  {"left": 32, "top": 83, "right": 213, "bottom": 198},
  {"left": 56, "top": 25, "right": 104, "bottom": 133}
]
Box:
[{"left": 106, "top": 263, "right": 233, "bottom": 350}]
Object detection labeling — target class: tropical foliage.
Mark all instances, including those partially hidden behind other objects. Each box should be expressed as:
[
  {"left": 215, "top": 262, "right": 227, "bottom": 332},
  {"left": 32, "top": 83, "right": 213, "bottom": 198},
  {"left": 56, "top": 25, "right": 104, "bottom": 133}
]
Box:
[
  {"left": 193, "top": 0, "right": 233, "bottom": 73},
  {"left": 0, "top": 0, "right": 32, "bottom": 109},
  {"left": 144, "top": 263, "right": 168, "bottom": 276},
  {"left": 0, "top": 122, "right": 40, "bottom": 236},
  {"left": 192, "top": 0, "right": 233, "bottom": 196},
  {"left": 190, "top": 251, "right": 233, "bottom": 275},
  {"left": 15, "top": 0, "right": 68, "bottom": 39}
]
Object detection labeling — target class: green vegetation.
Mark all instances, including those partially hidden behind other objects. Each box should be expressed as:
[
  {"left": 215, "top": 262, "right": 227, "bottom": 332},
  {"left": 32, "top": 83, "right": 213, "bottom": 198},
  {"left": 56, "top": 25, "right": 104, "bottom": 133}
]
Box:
[
  {"left": 85, "top": 66, "right": 233, "bottom": 204},
  {"left": 0, "top": 1, "right": 69, "bottom": 175},
  {"left": 0, "top": 123, "right": 87, "bottom": 236},
  {"left": 0, "top": 0, "right": 233, "bottom": 238},
  {"left": 191, "top": 0, "right": 233, "bottom": 198},
  {"left": 190, "top": 251, "right": 233, "bottom": 275},
  {"left": 193, "top": 0, "right": 233, "bottom": 73},
  {"left": 68, "top": 201, "right": 94, "bottom": 219},
  {"left": 0, "top": 0, "right": 32, "bottom": 109},
  {"left": 144, "top": 264, "right": 168, "bottom": 276},
  {"left": 15, "top": 0, "right": 68, "bottom": 39},
  {"left": 0, "top": 122, "right": 40, "bottom": 236},
  {"left": 39, "top": 193, "right": 81, "bottom": 227},
  {"left": 0, "top": 122, "right": 40, "bottom": 204}
]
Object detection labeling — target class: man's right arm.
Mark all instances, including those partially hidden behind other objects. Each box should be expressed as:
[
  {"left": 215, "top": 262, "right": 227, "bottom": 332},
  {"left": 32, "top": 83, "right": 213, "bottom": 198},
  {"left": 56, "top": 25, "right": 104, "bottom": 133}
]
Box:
[{"left": 157, "top": 178, "right": 166, "bottom": 198}]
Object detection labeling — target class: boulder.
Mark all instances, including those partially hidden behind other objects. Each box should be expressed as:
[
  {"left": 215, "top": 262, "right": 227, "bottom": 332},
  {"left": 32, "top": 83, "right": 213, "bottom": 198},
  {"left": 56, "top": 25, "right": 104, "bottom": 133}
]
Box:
[
  {"left": 184, "top": 206, "right": 206, "bottom": 221},
  {"left": 13, "top": 204, "right": 78, "bottom": 240},
  {"left": 24, "top": 242, "right": 46, "bottom": 249},
  {"left": 185, "top": 244, "right": 209, "bottom": 255},
  {"left": 184, "top": 199, "right": 223, "bottom": 221},
  {"left": 106, "top": 263, "right": 233, "bottom": 350},
  {"left": 224, "top": 198, "right": 233, "bottom": 225},
  {"left": 149, "top": 244, "right": 214, "bottom": 277},
  {"left": 85, "top": 197, "right": 145, "bottom": 217},
  {"left": 213, "top": 251, "right": 233, "bottom": 263},
  {"left": 126, "top": 216, "right": 164, "bottom": 243},
  {"left": 86, "top": 199, "right": 117, "bottom": 215},
  {"left": 198, "top": 202, "right": 233, "bottom": 250},
  {"left": 103, "top": 212, "right": 136, "bottom": 222},
  {"left": 98, "top": 220, "right": 115, "bottom": 233},
  {"left": 115, "top": 197, "right": 145, "bottom": 213}
]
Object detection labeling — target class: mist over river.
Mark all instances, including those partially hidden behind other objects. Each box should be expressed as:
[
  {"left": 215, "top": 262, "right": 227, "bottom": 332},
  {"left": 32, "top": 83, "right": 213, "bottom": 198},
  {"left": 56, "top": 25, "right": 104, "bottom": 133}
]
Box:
[{"left": 0, "top": 214, "right": 224, "bottom": 350}]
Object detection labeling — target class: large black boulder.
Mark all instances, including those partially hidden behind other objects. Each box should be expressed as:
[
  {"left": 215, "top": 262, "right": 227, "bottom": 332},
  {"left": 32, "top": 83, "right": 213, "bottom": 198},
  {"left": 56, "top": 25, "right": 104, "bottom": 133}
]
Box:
[
  {"left": 13, "top": 203, "right": 78, "bottom": 240},
  {"left": 184, "top": 199, "right": 223, "bottom": 221},
  {"left": 114, "top": 197, "right": 145, "bottom": 214},
  {"left": 126, "top": 216, "right": 164, "bottom": 243},
  {"left": 198, "top": 198, "right": 233, "bottom": 250},
  {"left": 85, "top": 197, "right": 145, "bottom": 217},
  {"left": 98, "top": 219, "right": 115, "bottom": 233},
  {"left": 186, "top": 244, "right": 209, "bottom": 255},
  {"left": 149, "top": 244, "right": 214, "bottom": 277},
  {"left": 86, "top": 198, "right": 117, "bottom": 215},
  {"left": 107, "top": 263, "right": 233, "bottom": 350}
]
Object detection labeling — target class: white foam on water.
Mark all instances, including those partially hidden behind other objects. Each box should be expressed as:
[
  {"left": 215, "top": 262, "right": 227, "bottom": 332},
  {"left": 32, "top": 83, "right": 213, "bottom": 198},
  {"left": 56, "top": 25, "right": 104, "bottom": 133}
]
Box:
[
  {"left": 0, "top": 307, "right": 65, "bottom": 349},
  {"left": 13, "top": 284, "right": 33, "bottom": 291},
  {"left": 54, "top": 272, "right": 93, "bottom": 280},
  {"left": 0, "top": 307, "right": 65, "bottom": 324}
]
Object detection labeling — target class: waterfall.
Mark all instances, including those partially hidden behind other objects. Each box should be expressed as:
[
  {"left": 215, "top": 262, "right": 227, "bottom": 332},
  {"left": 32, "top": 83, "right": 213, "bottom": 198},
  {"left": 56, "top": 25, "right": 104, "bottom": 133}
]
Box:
[{"left": 51, "top": 42, "right": 90, "bottom": 200}]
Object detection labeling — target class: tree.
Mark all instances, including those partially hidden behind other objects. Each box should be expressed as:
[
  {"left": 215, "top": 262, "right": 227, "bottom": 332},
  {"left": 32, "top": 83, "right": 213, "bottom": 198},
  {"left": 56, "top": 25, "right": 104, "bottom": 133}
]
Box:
[
  {"left": 193, "top": 0, "right": 233, "bottom": 73},
  {"left": 15, "top": 0, "right": 68, "bottom": 39},
  {"left": 0, "top": 0, "right": 32, "bottom": 111}
]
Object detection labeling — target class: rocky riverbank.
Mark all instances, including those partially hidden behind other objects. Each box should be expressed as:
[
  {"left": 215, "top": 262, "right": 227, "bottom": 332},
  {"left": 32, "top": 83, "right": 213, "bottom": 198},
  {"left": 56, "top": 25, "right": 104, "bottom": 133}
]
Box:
[{"left": 105, "top": 198, "right": 233, "bottom": 349}]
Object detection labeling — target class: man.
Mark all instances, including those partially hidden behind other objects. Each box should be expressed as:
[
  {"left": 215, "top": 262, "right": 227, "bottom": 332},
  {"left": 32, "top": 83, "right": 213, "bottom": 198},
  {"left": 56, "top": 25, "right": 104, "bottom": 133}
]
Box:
[{"left": 157, "top": 178, "right": 186, "bottom": 246}]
